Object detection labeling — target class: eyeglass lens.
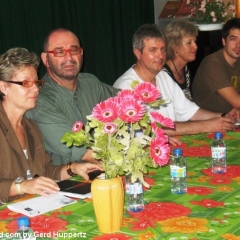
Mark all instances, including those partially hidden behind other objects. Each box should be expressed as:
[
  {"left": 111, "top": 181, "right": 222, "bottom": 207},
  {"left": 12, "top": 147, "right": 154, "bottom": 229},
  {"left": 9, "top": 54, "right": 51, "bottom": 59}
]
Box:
[
  {"left": 23, "top": 80, "right": 44, "bottom": 87},
  {"left": 48, "top": 47, "right": 82, "bottom": 57},
  {"left": 7, "top": 80, "right": 44, "bottom": 88}
]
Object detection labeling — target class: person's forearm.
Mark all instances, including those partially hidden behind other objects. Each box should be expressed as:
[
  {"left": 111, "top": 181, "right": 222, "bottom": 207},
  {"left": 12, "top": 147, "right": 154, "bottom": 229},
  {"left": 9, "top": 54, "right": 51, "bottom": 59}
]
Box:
[
  {"left": 164, "top": 121, "right": 210, "bottom": 136},
  {"left": 190, "top": 108, "right": 222, "bottom": 121},
  {"left": 164, "top": 106, "right": 219, "bottom": 136},
  {"left": 165, "top": 115, "right": 234, "bottom": 136}
]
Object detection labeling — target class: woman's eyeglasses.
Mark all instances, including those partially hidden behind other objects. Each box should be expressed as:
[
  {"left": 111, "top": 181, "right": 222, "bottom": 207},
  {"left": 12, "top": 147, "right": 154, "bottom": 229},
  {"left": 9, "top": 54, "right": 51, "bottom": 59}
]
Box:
[{"left": 7, "top": 80, "right": 44, "bottom": 88}]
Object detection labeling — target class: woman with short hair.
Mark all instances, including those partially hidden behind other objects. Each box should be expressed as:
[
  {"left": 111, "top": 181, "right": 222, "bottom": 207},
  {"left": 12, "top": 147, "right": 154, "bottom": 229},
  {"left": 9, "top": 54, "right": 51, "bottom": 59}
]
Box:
[
  {"left": 0, "top": 48, "right": 102, "bottom": 204},
  {"left": 163, "top": 19, "right": 198, "bottom": 100}
]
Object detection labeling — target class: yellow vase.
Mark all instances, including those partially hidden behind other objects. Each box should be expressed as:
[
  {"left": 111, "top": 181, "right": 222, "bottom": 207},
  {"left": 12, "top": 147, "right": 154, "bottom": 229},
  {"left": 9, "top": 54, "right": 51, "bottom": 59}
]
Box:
[{"left": 91, "top": 176, "right": 124, "bottom": 233}]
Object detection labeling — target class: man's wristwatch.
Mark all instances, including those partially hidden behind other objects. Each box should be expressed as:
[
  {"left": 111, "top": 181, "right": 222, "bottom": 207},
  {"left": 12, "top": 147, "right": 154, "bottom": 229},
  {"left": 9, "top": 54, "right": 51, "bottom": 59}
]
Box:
[{"left": 15, "top": 177, "right": 25, "bottom": 195}]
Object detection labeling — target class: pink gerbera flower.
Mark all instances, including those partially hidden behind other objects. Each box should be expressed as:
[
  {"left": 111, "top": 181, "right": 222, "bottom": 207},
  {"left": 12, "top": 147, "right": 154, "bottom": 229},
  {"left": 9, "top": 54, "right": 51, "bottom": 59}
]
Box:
[
  {"left": 109, "top": 96, "right": 122, "bottom": 106},
  {"left": 150, "top": 112, "right": 174, "bottom": 129},
  {"left": 150, "top": 137, "right": 170, "bottom": 166},
  {"left": 92, "top": 98, "right": 118, "bottom": 122},
  {"left": 117, "top": 89, "right": 136, "bottom": 100},
  {"left": 153, "top": 127, "right": 168, "bottom": 141},
  {"left": 134, "top": 82, "right": 160, "bottom": 103},
  {"left": 72, "top": 121, "right": 84, "bottom": 132},
  {"left": 119, "top": 99, "right": 145, "bottom": 123},
  {"left": 103, "top": 123, "right": 117, "bottom": 134},
  {"left": 151, "top": 122, "right": 158, "bottom": 133}
]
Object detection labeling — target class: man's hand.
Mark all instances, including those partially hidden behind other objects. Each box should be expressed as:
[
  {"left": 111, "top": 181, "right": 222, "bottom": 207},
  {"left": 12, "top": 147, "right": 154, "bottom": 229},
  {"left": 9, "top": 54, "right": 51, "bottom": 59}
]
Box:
[
  {"left": 71, "top": 162, "right": 103, "bottom": 181},
  {"left": 168, "top": 137, "right": 182, "bottom": 146},
  {"left": 226, "top": 108, "right": 240, "bottom": 119},
  {"left": 205, "top": 117, "right": 235, "bottom": 132}
]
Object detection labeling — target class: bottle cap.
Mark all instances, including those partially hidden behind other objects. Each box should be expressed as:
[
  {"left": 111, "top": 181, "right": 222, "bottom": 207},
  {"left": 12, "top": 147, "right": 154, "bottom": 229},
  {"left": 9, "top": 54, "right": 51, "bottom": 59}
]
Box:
[
  {"left": 17, "top": 217, "right": 29, "bottom": 227},
  {"left": 173, "top": 148, "right": 182, "bottom": 156},
  {"left": 214, "top": 132, "right": 223, "bottom": 139}
]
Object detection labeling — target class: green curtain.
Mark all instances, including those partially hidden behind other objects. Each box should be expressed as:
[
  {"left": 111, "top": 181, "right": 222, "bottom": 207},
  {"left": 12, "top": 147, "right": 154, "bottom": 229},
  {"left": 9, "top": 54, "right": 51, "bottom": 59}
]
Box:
[{"left": 0, "top": 0, "right": 154, "bottom": 85}]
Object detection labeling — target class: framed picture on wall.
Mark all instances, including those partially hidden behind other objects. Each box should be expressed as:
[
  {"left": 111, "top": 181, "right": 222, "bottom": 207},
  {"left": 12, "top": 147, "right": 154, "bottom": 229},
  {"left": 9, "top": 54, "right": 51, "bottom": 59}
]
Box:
[
  {"left": 175, "top": 0, "right": 195, "bottom": 18},
  {"left": 158, "top": 1, "right": 181, "bottom": 18},
  {"left": 154, "top": 0, "right": 194, "bottom": 31}
]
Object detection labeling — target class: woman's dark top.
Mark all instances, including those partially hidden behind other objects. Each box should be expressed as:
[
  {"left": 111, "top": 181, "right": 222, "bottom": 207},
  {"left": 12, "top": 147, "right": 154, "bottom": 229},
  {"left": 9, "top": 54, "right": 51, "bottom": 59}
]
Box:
[{"left": 163, "top": 64, "right": 192, "bottom": 100}]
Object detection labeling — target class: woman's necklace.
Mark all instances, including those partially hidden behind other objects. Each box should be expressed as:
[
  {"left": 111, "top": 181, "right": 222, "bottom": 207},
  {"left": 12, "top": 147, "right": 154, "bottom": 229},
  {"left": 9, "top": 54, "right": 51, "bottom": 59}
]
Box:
[{"left": 171, "top": 60, "right": 183, "bottom": 79}]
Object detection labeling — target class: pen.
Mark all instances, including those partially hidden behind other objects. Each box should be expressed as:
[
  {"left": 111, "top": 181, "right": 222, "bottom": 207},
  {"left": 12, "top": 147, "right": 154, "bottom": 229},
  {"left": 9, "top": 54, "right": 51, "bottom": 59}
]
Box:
[{"left": 65, "top": 182, "right": 87, "bottom": 191}]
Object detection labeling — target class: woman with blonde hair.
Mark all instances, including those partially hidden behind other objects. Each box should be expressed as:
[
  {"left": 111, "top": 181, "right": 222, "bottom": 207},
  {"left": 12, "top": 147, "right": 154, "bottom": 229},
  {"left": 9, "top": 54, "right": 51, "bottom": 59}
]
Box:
[{"left": 163, "top": 19, "right": 198, "bottom": 100}]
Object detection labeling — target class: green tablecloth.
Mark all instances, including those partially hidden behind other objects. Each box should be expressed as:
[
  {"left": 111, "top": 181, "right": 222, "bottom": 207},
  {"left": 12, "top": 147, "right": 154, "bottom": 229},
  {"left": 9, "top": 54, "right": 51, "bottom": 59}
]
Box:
[{"left": 1, "top": 132, "right": 240, "bottom": 240}]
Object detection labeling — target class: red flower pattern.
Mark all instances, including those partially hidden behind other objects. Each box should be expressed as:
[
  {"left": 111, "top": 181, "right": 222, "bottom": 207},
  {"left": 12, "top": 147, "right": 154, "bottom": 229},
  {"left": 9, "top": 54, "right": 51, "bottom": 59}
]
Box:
[
  {"left": 143, "top": 177, "right": 156, "bottom": 191},
  {"left": 6, "top": 215, "right": 68, "bottom": 236},
  {"left": 128, "top": 202, "right": 191, "bottom": 230},
  {"left": 174, "top": 143, "right": 211, "bottom": 157},
  {"left": 187, "top": 186, "right": 214, "bottom": 195},
  {"left": 92, "top": 233, "right": 133, "bottom": 240},
  {"left": 183, "top": 146, "right": 211, "bottom": 157},
  {"left": 130, "top": 216, "right": 157, "bottom": 231},
  {"left": 190, "top": 199, "right": 224, "bottom": 208},
  {"left": 50, "top": 211, "right": 61, "bottom": 217},
  {"left": 0, "top": 208, "right": 23, "bottom": 220},
  {"left": 209, "top": 175, "right": 232, "bottom": 185},
  {"left": 202, "top": 166, "right": 240, "bottom": 179}
]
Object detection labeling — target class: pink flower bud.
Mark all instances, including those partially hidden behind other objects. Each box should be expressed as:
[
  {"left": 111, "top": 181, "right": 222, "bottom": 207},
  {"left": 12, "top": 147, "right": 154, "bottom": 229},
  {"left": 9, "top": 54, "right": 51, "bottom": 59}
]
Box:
[{"left": 72, "top": 121, "right": 84, "bottom": 132}]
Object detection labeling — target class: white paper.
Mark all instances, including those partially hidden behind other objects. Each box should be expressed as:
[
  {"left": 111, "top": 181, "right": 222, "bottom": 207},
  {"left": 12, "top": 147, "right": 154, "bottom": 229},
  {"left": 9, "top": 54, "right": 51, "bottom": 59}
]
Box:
[{"left": 7, "top": 193, "right": 76, "bottom": 217}]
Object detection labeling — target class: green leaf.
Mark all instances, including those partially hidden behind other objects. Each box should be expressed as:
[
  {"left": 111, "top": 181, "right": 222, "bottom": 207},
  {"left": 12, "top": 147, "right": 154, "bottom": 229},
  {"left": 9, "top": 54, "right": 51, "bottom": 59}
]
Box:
[{"left": 131, "top": 80, "right": 140, "bottom": 89}]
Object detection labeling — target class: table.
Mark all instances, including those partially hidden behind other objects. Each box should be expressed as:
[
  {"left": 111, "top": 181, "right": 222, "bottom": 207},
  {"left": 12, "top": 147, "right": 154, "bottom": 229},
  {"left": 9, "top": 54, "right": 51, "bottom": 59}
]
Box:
[{"left": 1, "top": 131, "right": 240, "bottom": 240}]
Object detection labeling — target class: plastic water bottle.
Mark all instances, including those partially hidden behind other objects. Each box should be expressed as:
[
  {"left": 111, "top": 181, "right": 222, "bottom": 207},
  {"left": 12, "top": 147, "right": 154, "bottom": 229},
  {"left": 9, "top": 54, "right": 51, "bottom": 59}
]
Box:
[
  {"left": 211, "top": 132, "right": 226, "bottom": 174},
  {"left": 170, "top": 148, "right": 187, "bottom": 194},
  {"left": 15, "top": 217, "right": 36, "bottom": 240},
  {"left": 125, "top": 175, "right": 144, "bottom": 212}
]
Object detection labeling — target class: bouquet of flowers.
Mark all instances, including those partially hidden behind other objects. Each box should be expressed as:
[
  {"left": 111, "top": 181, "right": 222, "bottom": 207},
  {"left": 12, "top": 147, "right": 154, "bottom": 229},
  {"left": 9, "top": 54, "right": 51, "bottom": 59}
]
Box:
[
  {"left": 190, "top": 0, "right": 235, "bottom": 24},
  {"left": 61, "top": 81, "right": 174, "bottom": 187}
]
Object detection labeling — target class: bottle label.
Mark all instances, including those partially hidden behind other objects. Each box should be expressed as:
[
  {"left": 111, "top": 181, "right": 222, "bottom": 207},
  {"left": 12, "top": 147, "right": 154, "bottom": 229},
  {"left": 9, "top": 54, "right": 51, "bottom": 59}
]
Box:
[
  {"left": 170, "top": 166, "right": 186, "bottom": 178},
  {"left": 211, "top": 147, "right": 226, "bottom": 158},
  {"left": 126, "top": 182, "right": 143, "bottom": 194}
]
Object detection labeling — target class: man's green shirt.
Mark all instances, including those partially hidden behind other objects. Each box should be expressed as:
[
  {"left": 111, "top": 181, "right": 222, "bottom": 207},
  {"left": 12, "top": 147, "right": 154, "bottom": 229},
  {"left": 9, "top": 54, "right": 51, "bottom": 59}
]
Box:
[{"left": 26, "top": 73, "right": 119, "bottom": 165}]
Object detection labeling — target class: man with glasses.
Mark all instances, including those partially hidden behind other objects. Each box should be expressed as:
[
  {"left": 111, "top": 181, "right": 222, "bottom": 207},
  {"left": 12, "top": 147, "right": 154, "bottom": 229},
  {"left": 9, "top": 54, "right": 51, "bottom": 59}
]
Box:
[{"left": 26, "top": 28, "right": 118, "bottom": 165}]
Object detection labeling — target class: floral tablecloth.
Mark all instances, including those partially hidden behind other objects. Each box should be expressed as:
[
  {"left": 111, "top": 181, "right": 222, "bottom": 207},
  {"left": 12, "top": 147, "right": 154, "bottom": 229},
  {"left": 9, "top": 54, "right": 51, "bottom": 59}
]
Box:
[{"left": 1, "top": 132, "right": 240, "bottom": 240}]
